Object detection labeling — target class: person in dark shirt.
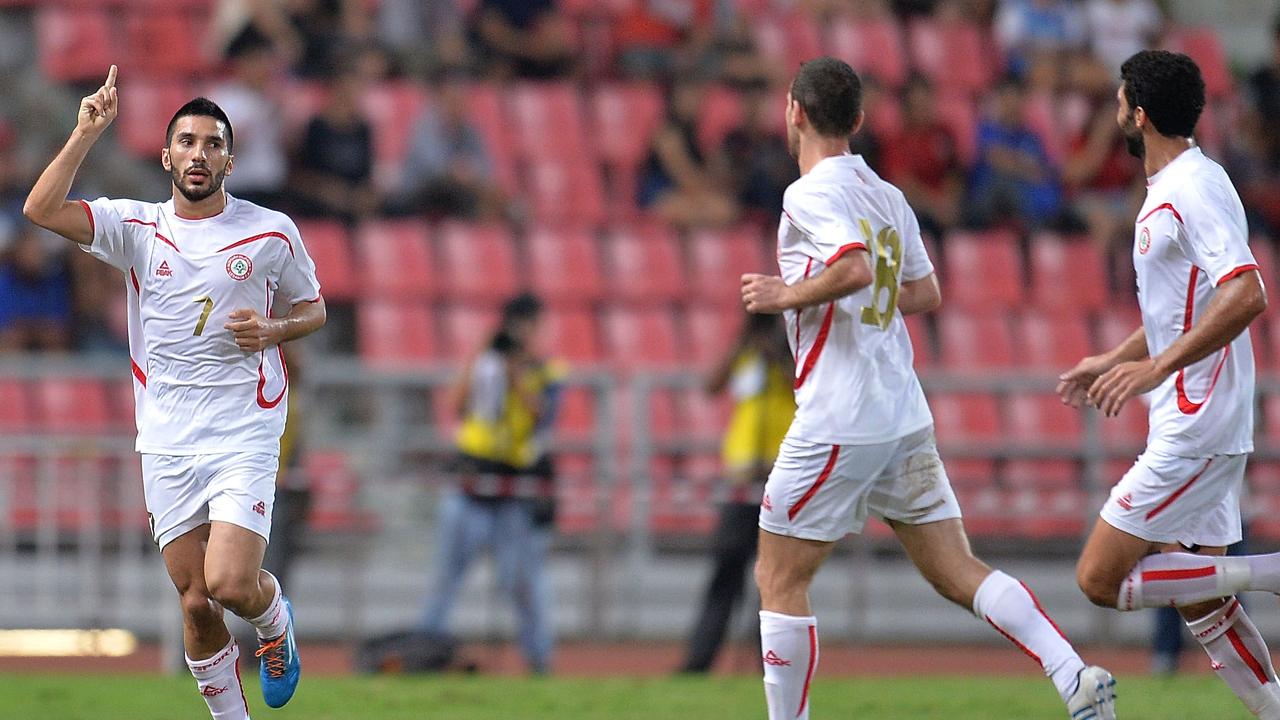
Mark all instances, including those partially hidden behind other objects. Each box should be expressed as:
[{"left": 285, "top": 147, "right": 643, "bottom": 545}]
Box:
[
  {"left": 471, "top": 0, "right": 574, "bottom": 79},
  {"left": 967, "top": 75, "right": 1062, "bottom": 229},
  {"left": 719, "top": 85, "right": 797, "bottom": 222},
  {"left": 638, "top": 80, "right": 737, "bottom": 228},
  {"left": 882, "top": 75, "right": 962, "bottom": 240},
  {"left": 290, "top": 67, "right": 378, "bottom": 222}
]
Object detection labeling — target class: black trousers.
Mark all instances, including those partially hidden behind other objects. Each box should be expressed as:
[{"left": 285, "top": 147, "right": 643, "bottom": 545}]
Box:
[{"left": 680, "top": 501, "right": 761, "bottom": 672}]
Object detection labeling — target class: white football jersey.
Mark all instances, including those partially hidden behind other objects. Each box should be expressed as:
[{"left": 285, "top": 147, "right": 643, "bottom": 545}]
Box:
[
  {"left": 776, "top": 154, "right": 934, "bottom": 445},
  {"left": 1133, "top": 146, "right": 1258, "bottom": 458},
  {"left": 80, "top": 194, "right": 321, "bottom": 455}
]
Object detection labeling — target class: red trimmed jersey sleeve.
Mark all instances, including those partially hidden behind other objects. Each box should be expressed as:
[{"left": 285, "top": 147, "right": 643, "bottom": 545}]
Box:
[
  {"left": 1178, "top": 177, "right": 1256, "bottom": 287},
  {"left": 899, "top": 204, "right": 934, "bottom": 282},
  {"left": 273, "top": 218, "right": 323, "bottom": 305},
  {"left": 782, "top": 183, "right": 868, "bottom": 266},
  {"left": 80, "top": 197, "right": 152, "bottom": 273}
]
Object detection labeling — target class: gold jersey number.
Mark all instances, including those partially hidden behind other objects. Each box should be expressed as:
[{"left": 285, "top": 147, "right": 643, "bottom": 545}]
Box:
[
  {"left": 192, "top": 295, "right": 214, "bottom": 336},
  {"left": 858, "top": 218, "right": 903, "bottom": 331}
]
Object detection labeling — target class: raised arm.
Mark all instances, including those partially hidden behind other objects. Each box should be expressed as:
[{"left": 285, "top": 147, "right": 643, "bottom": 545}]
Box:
[{"left": 23, "top": 65, "right": 118, "bottom": 245}]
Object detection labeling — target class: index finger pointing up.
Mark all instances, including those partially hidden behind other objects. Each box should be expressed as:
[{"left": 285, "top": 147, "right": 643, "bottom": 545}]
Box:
[{"left": 105, "top": 64, "right": 117, "bottom": 90}]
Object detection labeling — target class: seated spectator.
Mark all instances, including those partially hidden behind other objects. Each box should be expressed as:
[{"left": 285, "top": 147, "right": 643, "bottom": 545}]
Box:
[
  {"left": 1241, "top": 15, "right": 1280, "bottom": 235},
  {"left": 614, "top": 0, "right": 723, "bottom": 81},
  {"left": 995, "top": 0, "right": 1086, "bottom": 80},
  {"left": 1061, "top": 93, "right": 1142, "bottom": 259},
  {"left": 719, "top": 84, "right": 797, "bottom": 222},
  {"left": 848, "top": 76, "right": 885, "bottom": 171},
  {"left": 470, "top": 0, "right": 575, "bottom": 80},
  {"left": 967, "top": 76, "right": 1062, "bottom": 230},
  {"left": 392, "top": 82, "right": 505, "bottom": 220},
  {"left": 289, "top": 66, "right": 378, "bottom": 223},
  {"left": 637, "top": 80, "right": 737, "bottom": 229},
  {"left": 0, "top": 226, "right": 70, "bottom": 352},
  {"left": 208, "top": 31, "right": 290, "bottom": 210},
  {"left": 376, "top": 0, "right": 470, "bottom": 78},
  {"left": 882, "top": 75, "right": 963, "bottom": 239},
  {"left": 1083, "top": 0, "right": 1163, "bottom": 75}
]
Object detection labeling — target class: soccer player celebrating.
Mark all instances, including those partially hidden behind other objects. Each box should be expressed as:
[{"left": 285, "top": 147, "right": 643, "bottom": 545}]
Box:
[
  {"left": 1060, "top": 50, "right": 1280, "bottom": 719},
  {"left": 741, "top": 57, "right": 1115, "bottom": 720},
  {"left": 24, "top": 66, "right": 323, "bottom": 719}
]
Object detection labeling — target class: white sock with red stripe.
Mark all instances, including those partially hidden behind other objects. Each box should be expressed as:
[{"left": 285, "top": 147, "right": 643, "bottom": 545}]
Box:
[
  {"left": 186, "top": 638, "right": 251, "bottom": 720},
  {"left": 972, "top": 571, "right": 1084, "bottom": 702},
  {"left": 760, "top": 611, "right": 818, "bottom": 720},
  {"left": 1186, "top": 597, "right": 1280, "bottom": 719},
  {"left": 1117, "top": 552, "right": 1280, "bottom": 610},
  {"left": 247, "top": 572, "right": 287, "bottom": 640}
]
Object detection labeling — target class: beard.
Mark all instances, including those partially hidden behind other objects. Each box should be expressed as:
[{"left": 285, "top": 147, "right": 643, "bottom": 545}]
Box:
[
  {"left": 786, "top": 125, "right": 799, "bottom": 159},
  {"left": 1121, "top": 111, "right": 1145, "bottom": 159},
  {"left": 171, "top": 165, "right": 226, "bottom": 203}
]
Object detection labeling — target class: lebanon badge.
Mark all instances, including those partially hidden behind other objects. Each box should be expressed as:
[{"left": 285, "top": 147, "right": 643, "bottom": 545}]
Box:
[
  {"left": 1138, "top": 227, "right": 1152, "bottom": 255},
  {"left": 226, "top": 253, "right": 253, "bottom": 281}
]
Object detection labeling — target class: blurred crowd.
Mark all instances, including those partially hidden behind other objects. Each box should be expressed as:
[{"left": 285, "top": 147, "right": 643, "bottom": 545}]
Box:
[{"left": 2, "top": 0, "right": 1279, "bottom": 353}]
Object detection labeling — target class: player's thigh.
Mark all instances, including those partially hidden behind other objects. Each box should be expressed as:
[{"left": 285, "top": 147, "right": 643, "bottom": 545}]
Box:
[
  {"left": 204, "top": 520, "right": 268, "bottom": 591},
  {"left": 755, "top": 527, "right": 835, "bottom": 595},
  {"left": 888, "top": 518, "right": 991, "bottom": 606},
  {"left": 161, "top": 523, "right": 212, "bottom": 596},
  {"left": 203, "top": 452, "right": 280, "bottom": 548},
  {"left": 142, "top": 453, "right": 210, "bottom": 551},
  {"left": 865, "top": 427, "right": 963, "bottom": 530},
  {"left": 1076, "top": 516, "right": 1159, "bottom": 603}
]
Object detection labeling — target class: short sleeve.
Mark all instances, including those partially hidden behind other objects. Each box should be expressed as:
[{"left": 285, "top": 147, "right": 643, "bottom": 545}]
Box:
[
  {"left": 783, "top": 184, "right": 866, "bottom": 266},
  {"left": 274, "top": 219, "right": 323, "bottom": 304},
  {"left": 899, "top": 205, "right": 935, "bottom": 282},
  {"left": 1179, "top": 180, "right": 1257, "bottom": 287},
  {"left": 79, "top": 197, "right": 142, "bottom": 273}
]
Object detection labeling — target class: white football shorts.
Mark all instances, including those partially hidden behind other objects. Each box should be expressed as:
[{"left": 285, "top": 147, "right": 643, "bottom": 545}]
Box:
[
  {"left": 1100, "top": 450, "right": 1245, "bottom": 548},
  {"left": 141, "top": 452, "right": 279, "bottom": 550},
  {"left": 759, "top": 426, "right": 962, "bottom": 542}
]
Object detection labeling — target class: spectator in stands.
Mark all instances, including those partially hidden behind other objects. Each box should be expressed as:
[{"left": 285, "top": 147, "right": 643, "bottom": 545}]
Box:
[
  {"left": 680, "top": 311, "right": 794, "bottom": 674},
  {"left": 967, "top": 76, "right": 1062, "bottom": 229},
  {"left": 848, "top": 76, "right": 885, "bottom": 172},
  {"left": 882, "top": 74, "right": 963, "bottom": 240},
  {"left": 212, "top": 0, "right": 370, "bottom": 77},
  {"left": 376, "top": 0, "right": 470, "bottom": 78},
  {"left": 0, "top": 225, "right": 71, "bottom": 352},
  {"left": 470, "top": 0, "right": 575, "bottom": 80},
  {"left": 420, "top": 293, "right": 564, "bottom": 674},
  {"left": 638, "top": 80, "right": 738, "bottom": 229},
  {"left": 994, "top": 0, "right": 1086, "bottom": 80},
  {"left": 392, "top": 81, "right": 505, "bottom": 220},
  {"left": 289, "top": 65, "right": 378, "bottom": 223},
  {"left": 0, "top": 121, "right": 25, "bottom": 252},
  {"left": 718, "top": 84, "right": 797, "bottom": 222},
  {"left": 1061, "top": 89, "right": 1142, "bottom": 262},
  {"left": 613, "top": 0, "right": 725, "bottom": 81},
  {"left": 208, "top": 31, "right": 291, "bottom": 210},
  {"left": 1241, "top": 15, "right": 1280, "bottom": 236},
  {"left": 1083, "top": 0, "right": 1163, "bottom": 75}
]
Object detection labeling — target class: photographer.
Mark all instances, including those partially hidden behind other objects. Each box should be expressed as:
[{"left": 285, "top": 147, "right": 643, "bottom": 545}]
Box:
[{"left": 420, "top": 293, "right": 563, "bottom": 674}]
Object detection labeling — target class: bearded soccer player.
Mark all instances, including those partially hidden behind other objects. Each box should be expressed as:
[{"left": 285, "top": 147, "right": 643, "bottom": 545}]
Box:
[
  {"left": 24, "top": 66, "right": 323, "bottom": 719},
  {"left": 740, "top": 57, "right": 1115, "bottom": 720},
  {"left": 1061, "top": 50, "right": 1280, "bottom": 719}
]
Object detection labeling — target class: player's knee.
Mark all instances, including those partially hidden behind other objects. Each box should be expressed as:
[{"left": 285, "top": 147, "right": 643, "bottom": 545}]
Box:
[
  {"left": 178, "top": 588, "right": 221, "bottom": 626},
  {"left": 753, "top": 556, "right": 809, "bottom": 605},
  {"left": 205, "top": 572, "right": 257, "bottom": 613},
  {"left": 1075, "top": 564, "right": 1119, "bottom": 609}
]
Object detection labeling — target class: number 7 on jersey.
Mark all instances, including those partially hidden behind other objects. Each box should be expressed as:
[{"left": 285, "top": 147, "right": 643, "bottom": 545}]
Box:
[{"left": 192, "top": 295, "right": 214, "bottom": 336}]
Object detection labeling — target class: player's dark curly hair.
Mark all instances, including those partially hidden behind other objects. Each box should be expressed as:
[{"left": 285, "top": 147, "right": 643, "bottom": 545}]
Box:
[
  {"left": 790, "top": 57, "right": 862, "bottom": 138},
  {"left": 165, "top": 97, "right": 234, "bottom": 152},
  {"left": 1120, "top": 50, "right": 1205, "bottom": 138}
]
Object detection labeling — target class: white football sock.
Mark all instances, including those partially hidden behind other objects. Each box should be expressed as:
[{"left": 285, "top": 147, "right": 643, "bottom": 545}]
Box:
[
  {"left": 186, "top": 638, "right": 250, "bottom": 720},
  {"left": 246, "top": 571, "right": 288, "bottom": 640},
  {"left": 1186, "top": 598, "right": 1280, "bottom": 719},
  {"left": 972, "top": 570, "right": 1085, "bottom": 702},
  {"left": 760, "top": 611, "right": 818, "bottom": 720},
  {"left": 1117, "top": 552, "right": 1280, "bottom": 610}
]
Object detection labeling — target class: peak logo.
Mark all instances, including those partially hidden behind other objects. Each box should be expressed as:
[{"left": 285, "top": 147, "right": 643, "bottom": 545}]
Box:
[{"left": 763, "top": 650, "right": 791, "bottom": 666}]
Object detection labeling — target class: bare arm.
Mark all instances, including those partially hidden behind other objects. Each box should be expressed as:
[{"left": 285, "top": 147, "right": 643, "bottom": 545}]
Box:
[
  {"left": 24, "top": 65, "right": 118, "bottom": 245},
  {"left": 897, "top": 272, "right": 941, "bottom": 316},
  {"left": 225, "top": 297, "right": 327, "bottom": 353},
  {"left": 1087, "top": 271, "right": 1266, "bottom": 416},
  {"left": 741, "top": 253, "right": 873, "bottom": 314}
]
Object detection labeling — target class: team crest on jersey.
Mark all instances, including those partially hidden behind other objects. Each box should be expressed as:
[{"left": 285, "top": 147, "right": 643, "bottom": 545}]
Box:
[
  {"left": 226, "top": 254, "right": 253, "bottom": 281},
  {"left": 1138, "top": 227, "right": 1152, "bottom": 255}
]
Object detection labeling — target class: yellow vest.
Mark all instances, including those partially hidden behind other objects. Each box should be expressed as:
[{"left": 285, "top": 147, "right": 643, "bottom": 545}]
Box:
[
  {"left": 457, "top": 359, "right": 565, "bottom": 469},
  {"left": 721, "top": 352, "right": 796, "bottom": 471}
]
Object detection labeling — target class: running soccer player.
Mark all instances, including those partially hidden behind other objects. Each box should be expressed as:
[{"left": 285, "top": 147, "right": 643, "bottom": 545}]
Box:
[
  {"left": 1060, "top": 50, "right": 1280, "bottom": 719},
  {"left": 741, "top": 57, "right": 1115, "bottom": 720},
  {"left": 24, "top": 66, "right": 323, "bottom": 719}
]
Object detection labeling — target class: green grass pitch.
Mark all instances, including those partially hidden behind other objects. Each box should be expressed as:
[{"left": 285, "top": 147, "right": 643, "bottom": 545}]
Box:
[{"left": 1, "top": 673, "right": 1254, "bottom": 719}]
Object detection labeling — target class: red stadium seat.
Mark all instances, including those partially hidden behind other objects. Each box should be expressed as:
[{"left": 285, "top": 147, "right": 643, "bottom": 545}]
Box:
[
  {"left": 680, "top": 389, "right": 734, "bottom": 438},
  {"left": 33, "top": 378, "right": 110, "bottom": 433},
  {"left": 509, "top": 82, "right": 590, "bottom": 161},
  {"left": 463, "top": 83, "right": 519, "bottom": 194},
  {"left": 354, "top": 220, "right": 435, "bottom": 300},
  {"left": 1249, "top": 238, "right": 1278, "bottom": 315},
  {"left": 931, "top": 393, "right": 1001, "bottom": 444},
  {"left": 304, "top": 450, "right": 378, "bottom": 533},
  {"left": 904, "top": 314, "right": 932, "bottom": 369},
  {"left": 121, "top": 8, "right": 213, "bottom": 80},
  {"left": 937, "top": 312, "right": 1014, "bottom": 370},
  {"left": 108, "top": 377, "right": 136, "bottom": 431},
  {"left": 1095, "top": 307, "right": 1143, "bottom": 355},
  {"left": 526, "top": 226, "right": 605, "bottom": 305},
  {"left": 942, "top": 230, "right": 1025, "bottom": 310},
  {"left": 908, "top": 18, "right": 996, "bottom": 96},
  {"left": 1029, "top": 234, "right": 1108, "bottom": 315},
  {"left": 0, "top": 380, "right": 32, "bottom": 433},
  {"left": 554, "top": 453, "right": 600, "bottom": 534},
  {"left": 687, "top": 225, "right": 771, "bottom": 306},
  {"left": 753, "top": 11, "right": 824, "bottom": 75},
  {"left": 555, "top": 386, "right": 597, "bottom": 441},
  {"left": 524, "top": 158, "right": 607, "bottom": 228},
  {"left": 591, "top": 83, "right": 665, "bottom": 169},
  {"left": 295, "top": 220, "right": 356, "bottom": 301},
  {"left": 118, "top": 80, "right": 196, "bottom": 159},
  {"left": 826, "top": 16, "right": 908, "bottom": 89},
  {"left": 1016, "top": 311, "right": 1092, "bottom": 370},
  {"left": 602, "top": 224, "right": 688, "bottom": 303},
  {"left": 686, "top": 305, "right": 748, "bottom": 369},
  {"left": 1167, "top": 27, "right": 1233, "bottom": 98},
  {"left": 543, "top": 308, "right": 602, "bottom": 364},
  {"left": 436, "top": 222, "right": 520, "bottom": 303},
  {"left": 1006, "top": 393, "right": 1083, "bottom": 443},
  {"left": 356, "top": 301, "right": 438, "bottom": 365},
  {"left": 361, "top": 81, "right": 429, "bottom": 190},
  {"left": 933, "top": 92, "right": 979, "bottom": 167},
  {"left": 697, "top": 86, "right": 744, "bottom": 156},
  {"left": 602, "top": 307, "right": 682, "bottom": 367},
  {"left": 36, "top": 6, "right": 113, "bottom": 84},
  {"left": 439, "top": 305, "right": 500, "bottom": 360}
]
